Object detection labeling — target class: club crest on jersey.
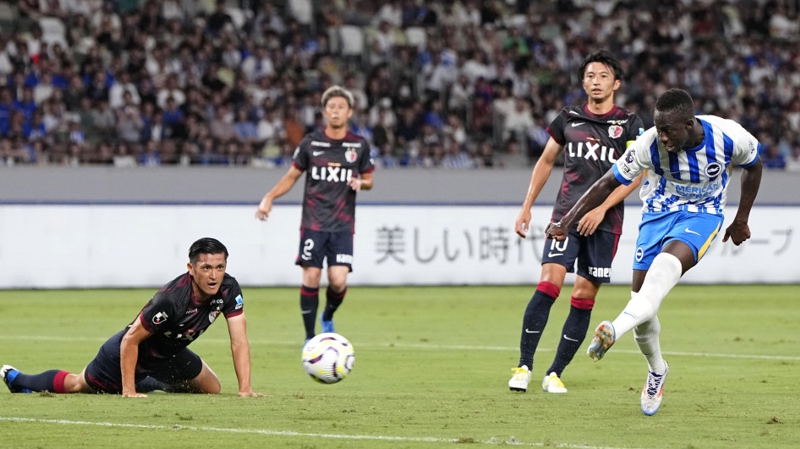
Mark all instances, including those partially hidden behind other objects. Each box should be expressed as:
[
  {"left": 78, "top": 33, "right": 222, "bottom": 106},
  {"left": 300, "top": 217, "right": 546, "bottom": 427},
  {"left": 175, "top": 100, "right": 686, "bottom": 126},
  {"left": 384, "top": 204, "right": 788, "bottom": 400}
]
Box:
[
  {"left": 152, "top": 311, "right": 169, "bottom": 325},
  {"left": 608, "top": 125, "right": 623, "bottom": 139},
  {"left": 345, "top": 148, "right": 358, "bottom": 163},
  {"left": 704, "top": 162, "right": 722, "bottom": 178}
]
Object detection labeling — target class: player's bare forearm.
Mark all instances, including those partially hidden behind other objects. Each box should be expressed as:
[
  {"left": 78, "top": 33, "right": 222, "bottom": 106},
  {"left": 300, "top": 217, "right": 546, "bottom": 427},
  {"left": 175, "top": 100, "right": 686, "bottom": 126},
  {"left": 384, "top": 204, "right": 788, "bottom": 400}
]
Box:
[
  {"left": 517, "top": 139, "right": 560, "bottom": 237},
  {"left": 266, "top": 167, "right": 302, "bottom": 201},
  {"left": 733, "top": 159, "right": 762, "bottom": 225},
  {"left": 522, "top": 138, "right": 560, "bottom": 210},
  {"left": 601, "top": 173, "right": 642, "bottom": 210},
  {"left": 559, "top": 170, "right": 621, "bottom": 230},
  {"left": 723, "top": 159, "right": 762, "bottom": 245},
  {"left": 227, "top": 315, "right": 261, "bottom": 396},
  {"left": 119, "top": 336, "right": 142, "bottom": 397}
]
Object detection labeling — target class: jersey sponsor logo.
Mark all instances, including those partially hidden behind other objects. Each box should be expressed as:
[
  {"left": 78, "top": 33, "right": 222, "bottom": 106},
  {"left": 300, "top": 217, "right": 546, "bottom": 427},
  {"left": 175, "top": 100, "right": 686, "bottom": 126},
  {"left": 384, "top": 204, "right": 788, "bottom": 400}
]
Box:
[
  {"left": 312, "top": 150, "right": 325, "bottom": 156},
  {"left": 673, "top": 181, "right": 720, "bottom": 198},
  {"left": 342, "top": 142, "right": 362, "bottom": 148},
  {"left": 607, "top": 119, "right": 629, "bottom": 124},
  {"left": 566, "top": 142, "right": 619, "bottom": 162},
  {"left": 704, "top": 162, "right": 722, "bottom": 178},
  {"left": 311, "top": 141, "right": 331, "bottom": 147},
  {"left": 234, "top": 294, "right": 243, "bottom": 310},
  {"left": 345, "top": 148, "right": 358, "bottom": 163},
  {"left": 685, "top": 227, "right": 701, "bottom": 236},
  {"left": 570, "top": 122, "right": 585, "bottom": 127},
  {"left": 310, "top": 166, "right": 353, "bottom": 183},
  {"left": 587, "top": 266, "right": 611, "bottom": 278},
  {"left": 152, "top": 311, "right": 169, "bottom": 325},
  {"left": 336, "top": 254, "right": 354, "bottom": 264},
  {"left": 608, "top": 125, "right": 623, "bottom": 139},
  {"left": 185, "top": 308, "right": 198, "bottom": 315}
]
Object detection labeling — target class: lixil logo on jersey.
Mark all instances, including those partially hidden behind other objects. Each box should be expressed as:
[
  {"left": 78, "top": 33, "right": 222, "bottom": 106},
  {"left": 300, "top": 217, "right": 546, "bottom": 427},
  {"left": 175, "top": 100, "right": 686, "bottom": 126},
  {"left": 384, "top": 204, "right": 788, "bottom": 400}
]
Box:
[{"left": 310, "top": 166, "right": 353, "bottom": 183}]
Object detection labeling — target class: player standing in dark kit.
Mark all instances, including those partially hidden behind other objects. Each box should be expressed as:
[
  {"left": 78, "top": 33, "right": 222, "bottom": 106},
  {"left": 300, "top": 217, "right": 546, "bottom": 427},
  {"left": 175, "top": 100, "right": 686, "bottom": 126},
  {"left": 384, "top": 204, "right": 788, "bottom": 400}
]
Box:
[
  {"left": 2, "top": 238, "right": 262, "bottom": 397},
  {"left": 256, "top": 86, "right": 374, "bottom": 343},
  {"left": 508, "top": 50, "right": 645, "bottom": 393}
]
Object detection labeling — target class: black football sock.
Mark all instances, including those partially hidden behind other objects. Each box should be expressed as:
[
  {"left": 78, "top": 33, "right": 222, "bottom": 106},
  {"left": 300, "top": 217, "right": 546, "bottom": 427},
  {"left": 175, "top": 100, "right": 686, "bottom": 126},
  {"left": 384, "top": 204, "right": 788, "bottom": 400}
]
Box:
[
  {"left": 11, "top": 370, "right": 68, "bottom": 393},
  {"left": 547, "top": 301, "right": 593, "bottom": 376},
  {"left": 518, "top": 282, "right": 560, "bottom": 369},
  {"left": 322, "top": 286, "right": 347, "bottom": 321},
  {"left": 300, "top": 285, "right": 319, "bottom": 339}
]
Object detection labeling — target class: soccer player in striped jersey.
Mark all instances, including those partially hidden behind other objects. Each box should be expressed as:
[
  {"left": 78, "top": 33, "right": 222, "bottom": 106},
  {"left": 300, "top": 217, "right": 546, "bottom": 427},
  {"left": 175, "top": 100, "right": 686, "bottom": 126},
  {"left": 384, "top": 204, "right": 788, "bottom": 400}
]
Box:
[
  {"left": 509, "top": 50, "right": 644, "bottom": 394},
  {"left": 545, "top": 88, "right": 763, "bottom": 415},
  {"left": 255, "top": 86, "right": 374, "bottom": 344}
]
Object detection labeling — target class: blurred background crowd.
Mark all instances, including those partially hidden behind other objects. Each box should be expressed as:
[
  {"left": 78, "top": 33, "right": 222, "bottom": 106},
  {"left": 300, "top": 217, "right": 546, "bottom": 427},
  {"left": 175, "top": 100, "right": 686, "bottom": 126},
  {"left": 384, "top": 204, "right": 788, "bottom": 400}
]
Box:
[{"left": 1, "top": 0, "right": 799, "bottom": 170}]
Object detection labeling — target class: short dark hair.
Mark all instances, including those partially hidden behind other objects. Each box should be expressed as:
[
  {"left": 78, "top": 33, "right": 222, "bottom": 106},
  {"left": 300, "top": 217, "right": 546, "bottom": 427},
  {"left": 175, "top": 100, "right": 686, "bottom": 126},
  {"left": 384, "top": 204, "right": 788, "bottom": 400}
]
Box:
[
  {"left": 188, "top": 237, "right": 229, "bottom": 264},
  {"left": 578, "top": 49, "right": 624, "bottom": 80},
  {"left": 321, "top": 85, "right": 354, "bottom": 108},
  {"left": 655, "top": 88, "right": 694, "bottom": 119}
]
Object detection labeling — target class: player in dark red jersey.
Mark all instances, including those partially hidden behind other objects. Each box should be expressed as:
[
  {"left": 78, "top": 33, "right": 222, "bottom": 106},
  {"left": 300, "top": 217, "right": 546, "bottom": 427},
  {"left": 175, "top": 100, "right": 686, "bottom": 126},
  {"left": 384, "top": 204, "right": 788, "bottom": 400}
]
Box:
[
  {"left": 255, "top": 86, "right": 374, "bottom": 343},
  {"left": 508, "top": 50, "right": 645, "bottom": 393},
  {"left": 1, "top": 238, "right": 262, "bottom": 397}
]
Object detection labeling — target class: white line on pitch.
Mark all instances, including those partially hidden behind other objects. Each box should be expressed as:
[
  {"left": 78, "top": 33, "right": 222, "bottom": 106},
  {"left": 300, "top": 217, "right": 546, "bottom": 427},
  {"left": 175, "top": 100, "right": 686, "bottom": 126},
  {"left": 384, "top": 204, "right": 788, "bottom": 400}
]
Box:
[
  {"left": 1, "top": 335, "right": 798, "bottom": 361},
  {"left": 0, "top": 417, "right": 646, "bottom": 449}
]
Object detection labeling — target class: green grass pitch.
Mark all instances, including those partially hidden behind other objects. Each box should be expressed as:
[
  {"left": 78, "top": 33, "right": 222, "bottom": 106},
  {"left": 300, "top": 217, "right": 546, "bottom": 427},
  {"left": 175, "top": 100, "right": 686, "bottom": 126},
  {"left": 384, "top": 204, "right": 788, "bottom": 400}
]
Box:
[{"left": 1, "top": 285, "right": 798, "bottom": 448}]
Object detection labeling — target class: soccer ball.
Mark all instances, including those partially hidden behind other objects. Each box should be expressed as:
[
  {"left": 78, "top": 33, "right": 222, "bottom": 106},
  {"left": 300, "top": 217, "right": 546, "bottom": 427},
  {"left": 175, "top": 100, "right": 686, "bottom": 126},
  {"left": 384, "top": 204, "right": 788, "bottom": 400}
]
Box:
[{"left": 301, "top": 332, "right": 355, "bottom": 384}]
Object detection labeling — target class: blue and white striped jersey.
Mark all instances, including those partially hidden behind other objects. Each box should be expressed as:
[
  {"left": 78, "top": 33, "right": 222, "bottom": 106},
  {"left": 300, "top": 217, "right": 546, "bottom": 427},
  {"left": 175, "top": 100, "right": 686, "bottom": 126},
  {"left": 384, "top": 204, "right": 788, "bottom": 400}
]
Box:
[{"left": 612, "top": 115, "right": 760, "bottom": 215}]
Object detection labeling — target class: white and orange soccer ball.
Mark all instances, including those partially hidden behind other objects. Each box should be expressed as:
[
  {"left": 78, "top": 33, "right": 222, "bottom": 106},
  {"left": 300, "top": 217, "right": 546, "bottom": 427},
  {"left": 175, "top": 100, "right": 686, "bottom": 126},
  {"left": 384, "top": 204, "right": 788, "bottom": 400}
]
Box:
[{"left": 301, "top": 333, "right": 355, "bottom": 384}]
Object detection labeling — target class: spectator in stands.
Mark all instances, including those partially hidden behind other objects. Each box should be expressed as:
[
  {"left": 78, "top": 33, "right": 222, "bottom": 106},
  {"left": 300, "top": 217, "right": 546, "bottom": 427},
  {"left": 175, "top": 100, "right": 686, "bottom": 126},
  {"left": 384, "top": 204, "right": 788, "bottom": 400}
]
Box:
[{"left": 441, "top": 140, "right": 473, "bottom": 169}]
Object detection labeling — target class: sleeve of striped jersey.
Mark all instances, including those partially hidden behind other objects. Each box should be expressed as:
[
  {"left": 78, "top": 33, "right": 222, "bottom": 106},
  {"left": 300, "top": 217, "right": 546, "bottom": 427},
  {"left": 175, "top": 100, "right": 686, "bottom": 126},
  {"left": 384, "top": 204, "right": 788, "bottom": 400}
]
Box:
[
  {"left": 730, "top": 125, "right": 760, "bottom": 168},
  {"left": 612, "top": 132, "right": 652, "bottom": 185}
]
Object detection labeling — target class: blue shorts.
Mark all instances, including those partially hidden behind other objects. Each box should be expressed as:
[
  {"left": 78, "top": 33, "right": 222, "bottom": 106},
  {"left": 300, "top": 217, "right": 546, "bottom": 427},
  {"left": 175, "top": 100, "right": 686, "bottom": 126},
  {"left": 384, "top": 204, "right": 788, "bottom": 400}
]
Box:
[
  {"left": 541, "top": 228, "right": 620, "bottom": 283},
  {"left": 84, "top": 330, "right": 204, "bottom": 394},
  {"left": 633, "top": 211, "right": 723, "bottom": 270},
  {"left": 295, "top": 228, "right": 354, "bottom": 271}
]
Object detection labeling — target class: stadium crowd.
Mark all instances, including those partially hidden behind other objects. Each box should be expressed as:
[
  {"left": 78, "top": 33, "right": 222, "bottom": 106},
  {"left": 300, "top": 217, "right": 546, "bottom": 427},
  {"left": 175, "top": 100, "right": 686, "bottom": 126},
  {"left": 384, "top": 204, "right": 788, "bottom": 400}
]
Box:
[{"left": 0, "top": 0, "right": 799, "bottom": 170}]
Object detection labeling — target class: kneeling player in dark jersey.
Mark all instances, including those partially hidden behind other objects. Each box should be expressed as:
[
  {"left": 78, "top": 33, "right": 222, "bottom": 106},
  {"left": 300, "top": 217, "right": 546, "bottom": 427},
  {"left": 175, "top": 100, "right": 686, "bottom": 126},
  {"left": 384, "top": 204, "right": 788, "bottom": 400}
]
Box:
[
  {"left": 256, "top": 86, "right": 374, "bottom": 343},
  {"left": 1, "top": 238, "right": 262, "bottom": 397}
]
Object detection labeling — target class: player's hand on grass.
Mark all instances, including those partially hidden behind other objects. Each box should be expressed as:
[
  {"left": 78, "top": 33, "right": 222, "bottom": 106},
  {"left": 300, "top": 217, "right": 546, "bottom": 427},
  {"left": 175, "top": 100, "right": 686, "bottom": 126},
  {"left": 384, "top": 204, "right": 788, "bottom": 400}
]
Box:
[
  {"left": 515, "top": 209, "right": 532, "bottom": 238},
  {"left": 723, "top": 219, "right": 750, "bottom": 245},
  {"left": 122, "top": 392, "right": 147, "bottom": 398},
  {"left": 545, "top": 221, "right": 567, "bottom": 241},
  {"left": 255, "top": 197, "right": 273, "bottom": 221},
  {"left": 238, "top": 390, "right": 264, "bottom": 397},
  {"left": 577, "top": 207, "right": 605, "bottom": 236}
]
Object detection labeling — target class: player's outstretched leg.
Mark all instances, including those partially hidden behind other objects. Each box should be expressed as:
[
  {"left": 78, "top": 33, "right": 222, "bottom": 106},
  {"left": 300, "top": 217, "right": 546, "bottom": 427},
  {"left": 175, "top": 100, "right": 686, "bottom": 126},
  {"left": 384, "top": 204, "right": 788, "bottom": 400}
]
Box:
[
  {"left": 1, "top": 365, "right": 32, "bottom": 393},
  {"left": 508, "top": 365, "right": 532, "bottom": 392},
  {"left": 641, "top": 360, "right": 669, "bottom": 416},
  {"left": 587, "top": 320, "right": 616, "bottom": 361}
]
